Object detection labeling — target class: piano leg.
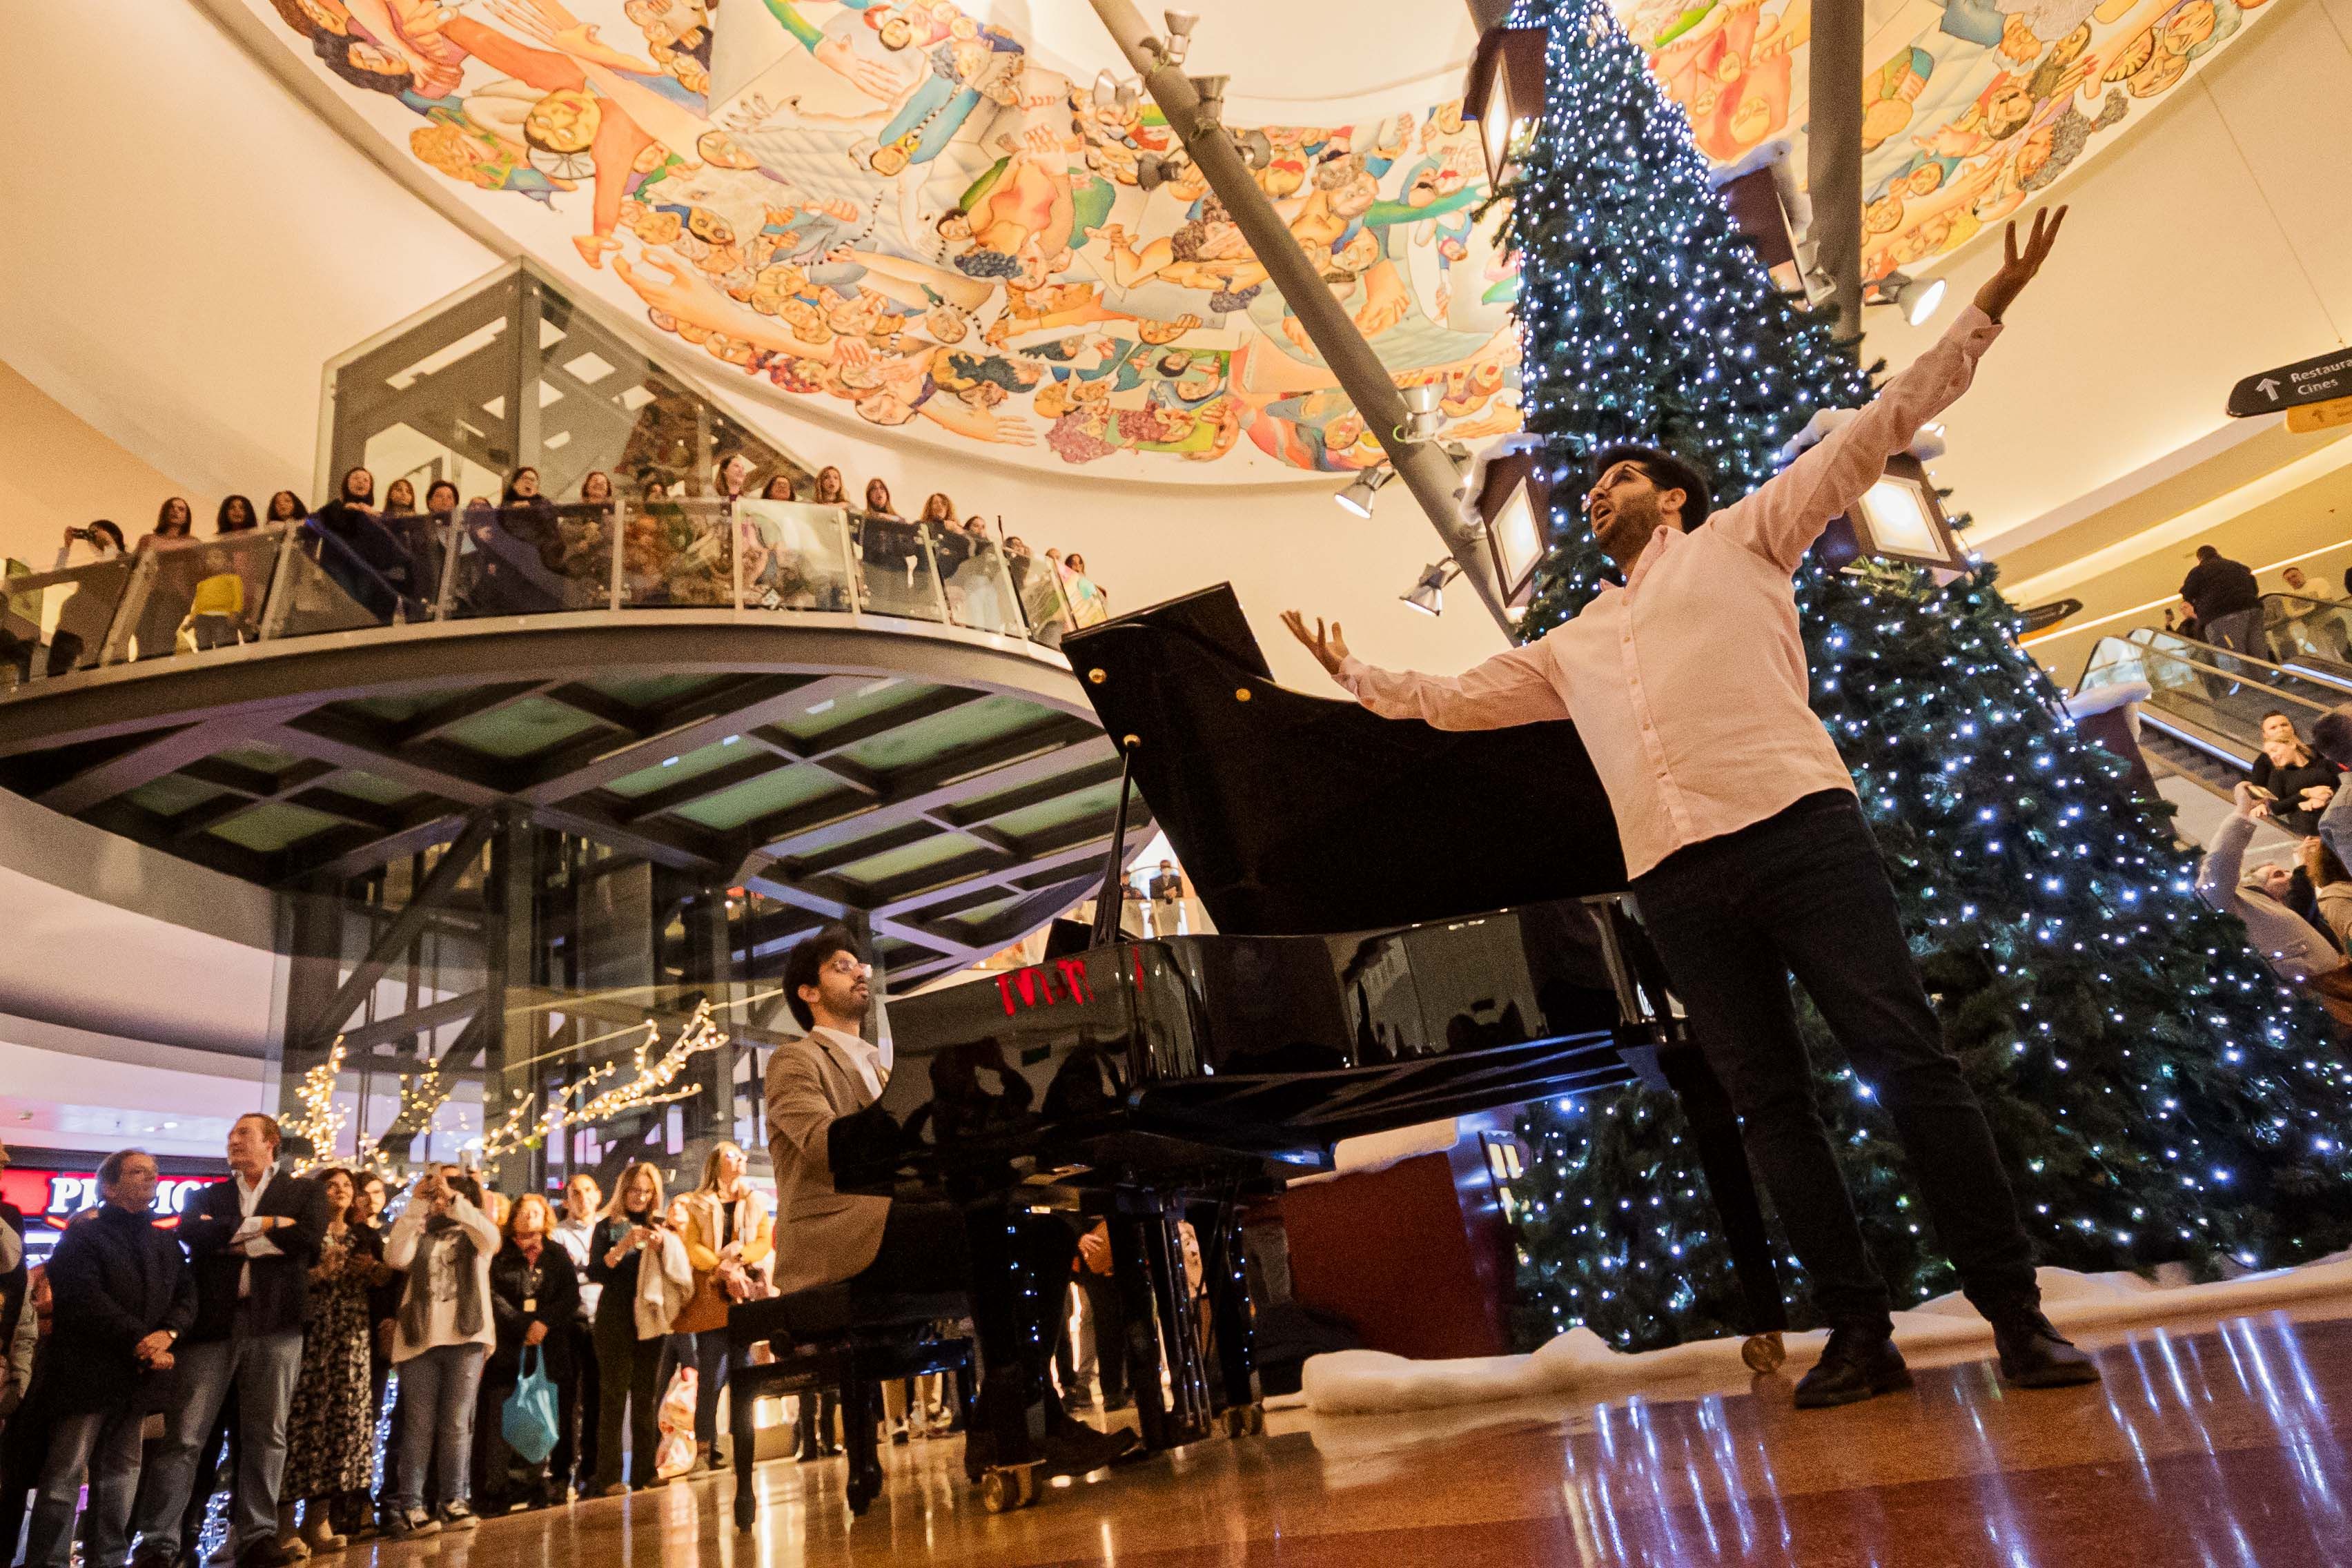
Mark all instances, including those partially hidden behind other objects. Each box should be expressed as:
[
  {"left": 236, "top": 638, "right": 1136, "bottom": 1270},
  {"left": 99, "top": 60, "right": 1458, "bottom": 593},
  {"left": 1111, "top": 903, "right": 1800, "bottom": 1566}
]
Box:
[
  {"left": 1197, "top": 1197, "right": 1263, "bottom": 1437},
  {"left": 1659, "top": 1041, "right": 1790, "bottom": 1373}
]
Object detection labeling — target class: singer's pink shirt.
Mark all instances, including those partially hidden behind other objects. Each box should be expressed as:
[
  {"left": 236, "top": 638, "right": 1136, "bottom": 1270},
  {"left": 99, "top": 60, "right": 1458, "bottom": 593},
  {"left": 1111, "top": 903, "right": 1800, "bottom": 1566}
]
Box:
[{"left": 1337, "top": 306, "right": 2003, "bottom": 881}]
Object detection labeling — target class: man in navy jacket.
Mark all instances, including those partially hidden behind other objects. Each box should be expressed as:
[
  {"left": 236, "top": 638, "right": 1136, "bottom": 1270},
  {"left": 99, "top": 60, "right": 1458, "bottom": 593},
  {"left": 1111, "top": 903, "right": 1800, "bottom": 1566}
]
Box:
[
  {"left": 130, "top": 1114, "right": 324, "bottom": 1568},
  {"left": 24, "top": 1148, "right": 193, "bottom": 1568}
]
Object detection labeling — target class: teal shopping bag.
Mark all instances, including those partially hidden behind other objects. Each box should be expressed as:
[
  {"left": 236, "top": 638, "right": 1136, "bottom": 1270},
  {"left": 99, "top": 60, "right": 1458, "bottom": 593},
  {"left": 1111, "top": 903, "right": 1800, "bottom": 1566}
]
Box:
[{"left": 502, "top": 1346, "right": 562, "bottom": 1464}]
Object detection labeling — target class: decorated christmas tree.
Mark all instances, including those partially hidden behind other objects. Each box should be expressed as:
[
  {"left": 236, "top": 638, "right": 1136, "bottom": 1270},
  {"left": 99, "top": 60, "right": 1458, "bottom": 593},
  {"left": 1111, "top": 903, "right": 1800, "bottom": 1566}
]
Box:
[{"left": 1498, "top": 0, "right": 2352, "bottom": 1352}]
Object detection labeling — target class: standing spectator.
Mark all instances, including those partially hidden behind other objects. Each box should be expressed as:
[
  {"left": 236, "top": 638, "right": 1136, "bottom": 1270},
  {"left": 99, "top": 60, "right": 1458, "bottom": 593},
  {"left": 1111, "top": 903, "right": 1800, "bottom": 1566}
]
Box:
[
  {"left": 335, "top": 1174, "right": 399, "bottom": 1543},
  {"left": 1060, "top": 552, "right": 1109, "bottom": 627},
  {"left": 424, "top": 481, "right": 460, "bottom": 516},
  {"left": 2180, "top": 544, "right": 2266, "bottom": 667},
  {"left": 670, "top": 1145, "right": 772, "bottom": 1475},
  {"left": 275, "top": 1170, "right": 377, "bottom": 1558},
  {"left": 263, "top": 493, "right": 307, "bottom": 527},
  {"left": 711, "top": 454, "right": 753, "bottom": 501},
  {"left": 0, "top": 1265, "right": 51, "bottom": 1562},
  {"left": 135, "top": 498, "right": 197, "bottom": 553},
  {"left": 0, "top": 1139, "right": 23, "bottom": 1374},
  {"left": 810, "top": 467, "right": 847, "bottom": 506},
  {"left": 28, "top": 1150, "right": 193, "bottom": 1568},
  {"left": 547, "top": 1176, "right": 601, "bottom": 1502},
  {"left": 861, "top": 479, "right": 901, "bottom": 520},
  {"left": 1146, "top": 859, "right": 1184, "bottom": 937},
  {"left": 46, "top": 521, "right": 128, "bottom": 676},
  {"left": 130, "top": 1114, "right": 324, "bottom": 1568},
  {"left": 380, "top": 480, "right": 416, "bottom": 518},
  {"left": 381, "top": 1169, "right": 499, "bottom": 1538},
  {"left": 476, "top": 1195, "right": 579, "bottom": 1514},
  {"left": 760, "top": 476, "right": 794, "bottom": 502},
  {"left": 2250, "top": 712, "right": 2340, "bottom": 836},
  {"left": 586, "top": 1164, "right": 687, "bottom": 1496},
  {"left": 215, "top": 498, "right": 259, "bottom": 537}
]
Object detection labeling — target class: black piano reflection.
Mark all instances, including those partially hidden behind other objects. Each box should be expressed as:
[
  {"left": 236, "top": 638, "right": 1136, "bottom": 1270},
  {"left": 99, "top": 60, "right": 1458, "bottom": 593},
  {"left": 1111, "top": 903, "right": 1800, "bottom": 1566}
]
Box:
[{"left": 839, "top": 586, "right": 1787, "bottom": 1468}]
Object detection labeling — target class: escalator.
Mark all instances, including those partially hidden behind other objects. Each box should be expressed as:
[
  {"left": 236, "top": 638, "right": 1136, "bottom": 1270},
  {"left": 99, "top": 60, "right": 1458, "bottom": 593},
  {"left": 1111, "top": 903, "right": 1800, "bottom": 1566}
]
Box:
[
  {"left": 2261, "top": 590, "right": 2352, "bottom": 684},
  {"left": 2075, "top": 625, "right": 2352, "bottom": 800}
]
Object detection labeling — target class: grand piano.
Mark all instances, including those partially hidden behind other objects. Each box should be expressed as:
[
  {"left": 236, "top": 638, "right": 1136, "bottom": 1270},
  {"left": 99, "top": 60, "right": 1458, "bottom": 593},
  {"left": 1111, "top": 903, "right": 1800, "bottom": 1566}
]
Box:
[{"left": 831, "top": 585, "right": 1787, "bottom": 1505}]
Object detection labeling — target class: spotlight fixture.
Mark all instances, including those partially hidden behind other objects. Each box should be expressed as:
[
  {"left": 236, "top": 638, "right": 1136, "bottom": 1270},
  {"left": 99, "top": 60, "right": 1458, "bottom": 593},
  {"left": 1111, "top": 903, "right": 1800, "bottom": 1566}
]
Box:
[
  {"left": 1093, "top": 68, "right": 1120, "bottom": 105},
  {"left": 1397, "top": 380, "right": 1444, "bottom": 444},
  {"left": 1335, "top": 465, "right": 1395, "bottom": 518},
  {"left": 1137, "top": 148, "right": 1190, "bottom": 191},
  {"left": 1402, "top": 559, "right": 1460, "bottom": 617},
  {"left": 1235, "top": 128, "right": 1275, "bottom": 171},
  {"left": 1873, "top": 271, "right": 1948, "bottom": 327},
  {"left": 1162, "top": 10, "right": 1200, "bottom": 66},
  {"left": 1190, "top": 73, "right": 1228, "bottom": 130}
]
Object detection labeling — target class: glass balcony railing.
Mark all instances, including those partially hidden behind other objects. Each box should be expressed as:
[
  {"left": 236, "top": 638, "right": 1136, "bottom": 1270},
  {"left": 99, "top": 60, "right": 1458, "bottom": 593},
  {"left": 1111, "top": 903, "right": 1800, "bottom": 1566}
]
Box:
[{"left": 0, "top": 500, "right": 1073, "bottom": 696}]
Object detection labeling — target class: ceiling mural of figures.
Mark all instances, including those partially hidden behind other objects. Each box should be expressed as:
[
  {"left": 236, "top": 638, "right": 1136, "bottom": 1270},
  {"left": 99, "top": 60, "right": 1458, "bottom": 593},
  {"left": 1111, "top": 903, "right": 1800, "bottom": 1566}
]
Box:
[
  {"left": 1631, "top": 0, "right": 2278, "bottom": 286},
  {"left": 236, "top": 0, "right": 2268, "bottom": 478},
  {"left": 245, "top": 0, "right": 1522, "bottom": 478}
]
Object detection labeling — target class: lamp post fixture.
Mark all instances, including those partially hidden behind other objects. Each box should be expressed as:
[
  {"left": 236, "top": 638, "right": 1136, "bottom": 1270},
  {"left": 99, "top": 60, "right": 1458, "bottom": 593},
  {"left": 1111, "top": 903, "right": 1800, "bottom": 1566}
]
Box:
[{"left": 1462, "top": 24, "right": 1548, "bottom": 191}]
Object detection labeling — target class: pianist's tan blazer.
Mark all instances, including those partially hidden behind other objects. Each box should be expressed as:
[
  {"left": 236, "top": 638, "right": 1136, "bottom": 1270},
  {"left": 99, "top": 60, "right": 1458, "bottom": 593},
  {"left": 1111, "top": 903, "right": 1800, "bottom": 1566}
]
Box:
[{"left": 763, "top": 1031, "right": 892, "bottom": 1293}]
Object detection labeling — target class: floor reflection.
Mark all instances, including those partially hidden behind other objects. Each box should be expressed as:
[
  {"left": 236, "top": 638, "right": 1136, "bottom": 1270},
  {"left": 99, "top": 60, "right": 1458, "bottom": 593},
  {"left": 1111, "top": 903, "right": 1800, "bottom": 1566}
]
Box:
[{"left": 326, "top": 1306, "right": 2352, "bottom": 1567}]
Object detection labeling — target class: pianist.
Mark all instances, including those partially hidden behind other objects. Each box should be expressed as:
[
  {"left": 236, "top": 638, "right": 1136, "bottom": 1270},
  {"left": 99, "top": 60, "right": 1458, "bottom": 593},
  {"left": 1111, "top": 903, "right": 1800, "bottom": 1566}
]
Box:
[
  {"left": 1282, "top": 210, "right": 2099, "bottom": 1410},
  {"left": 764, "top": 925, "right": 1139, "bottom": 1476}
]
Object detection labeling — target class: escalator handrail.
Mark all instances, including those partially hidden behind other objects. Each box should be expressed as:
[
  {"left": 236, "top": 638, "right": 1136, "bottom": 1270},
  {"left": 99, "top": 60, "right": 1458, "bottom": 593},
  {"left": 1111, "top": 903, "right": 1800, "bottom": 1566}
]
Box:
[
  {"left": 2077, "top": 634, "right": 2338, "bottom": 721},
  {"left": 2117, "top": 625, "right": 2352, "bottom": 700}
]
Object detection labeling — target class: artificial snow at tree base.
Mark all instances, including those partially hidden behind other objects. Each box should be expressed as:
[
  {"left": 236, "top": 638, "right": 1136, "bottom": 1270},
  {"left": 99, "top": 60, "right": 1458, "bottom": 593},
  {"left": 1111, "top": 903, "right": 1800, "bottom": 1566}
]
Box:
[{"left": 1294, "top": 1251, "right": 2352, "bottom": 1415}]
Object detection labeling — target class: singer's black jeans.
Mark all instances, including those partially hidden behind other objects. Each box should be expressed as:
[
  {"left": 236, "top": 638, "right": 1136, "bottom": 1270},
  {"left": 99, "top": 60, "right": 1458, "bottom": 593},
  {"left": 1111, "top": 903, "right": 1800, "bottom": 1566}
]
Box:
[{"left": 1633, "top": 789, "right": 2039, "bottom": 1326}]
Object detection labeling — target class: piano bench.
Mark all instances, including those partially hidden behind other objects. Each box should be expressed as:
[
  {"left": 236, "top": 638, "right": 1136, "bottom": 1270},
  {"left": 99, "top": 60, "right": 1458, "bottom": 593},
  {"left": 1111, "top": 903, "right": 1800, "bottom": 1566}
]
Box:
[{"left": 726, "top": 1288, "right": 975, "bottom": 1528}]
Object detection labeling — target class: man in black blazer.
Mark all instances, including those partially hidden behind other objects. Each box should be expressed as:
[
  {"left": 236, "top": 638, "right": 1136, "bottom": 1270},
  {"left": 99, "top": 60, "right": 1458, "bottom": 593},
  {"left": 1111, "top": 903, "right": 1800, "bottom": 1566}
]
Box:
[
  {"left": 24, "top": 1148, "right": 193, "bottom": 1568},
  {"left": 129, "top": 1114, "right": 324, "bottom": 1568}
]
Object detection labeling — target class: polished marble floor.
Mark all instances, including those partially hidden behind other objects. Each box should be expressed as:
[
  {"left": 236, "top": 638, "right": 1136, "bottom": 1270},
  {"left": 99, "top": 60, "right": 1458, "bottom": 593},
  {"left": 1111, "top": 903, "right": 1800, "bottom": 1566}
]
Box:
[{"left": 331, "top": 1301, "right": 2352, "bottom": 1567}]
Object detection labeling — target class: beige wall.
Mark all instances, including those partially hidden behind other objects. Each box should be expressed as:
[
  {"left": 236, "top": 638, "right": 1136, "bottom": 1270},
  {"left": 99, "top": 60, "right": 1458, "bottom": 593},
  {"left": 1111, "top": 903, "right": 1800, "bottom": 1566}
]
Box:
[{"left": 0, "top": 360, "right": 195, "bottom": 569}]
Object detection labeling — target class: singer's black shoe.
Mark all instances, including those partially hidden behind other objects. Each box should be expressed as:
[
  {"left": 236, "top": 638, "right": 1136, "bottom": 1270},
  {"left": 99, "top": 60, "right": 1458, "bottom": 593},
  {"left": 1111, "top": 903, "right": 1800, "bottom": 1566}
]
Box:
[
  {"left": 1792, "top": 1321, "right": 1913, "bottom": 1409},
  {"left": 1992, "top": 1309, "right": 2101, "bottom": 1388}
]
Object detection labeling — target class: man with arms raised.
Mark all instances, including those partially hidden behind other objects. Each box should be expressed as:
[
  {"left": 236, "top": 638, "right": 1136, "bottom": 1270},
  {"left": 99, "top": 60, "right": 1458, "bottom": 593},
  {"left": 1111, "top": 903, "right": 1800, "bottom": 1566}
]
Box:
[{"left": 1284, "top": 211, "right": 2097, "bottom": 1408}]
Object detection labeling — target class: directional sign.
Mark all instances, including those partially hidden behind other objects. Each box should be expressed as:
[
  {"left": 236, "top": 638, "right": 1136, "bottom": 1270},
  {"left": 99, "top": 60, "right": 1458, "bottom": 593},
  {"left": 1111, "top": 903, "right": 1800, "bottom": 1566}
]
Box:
[
  {"left": 2229, "top": 346, "right": 2352, "bottom": 418},
  {"left": 2288, "top": 395, "right": 2352, "bottom": 435}
]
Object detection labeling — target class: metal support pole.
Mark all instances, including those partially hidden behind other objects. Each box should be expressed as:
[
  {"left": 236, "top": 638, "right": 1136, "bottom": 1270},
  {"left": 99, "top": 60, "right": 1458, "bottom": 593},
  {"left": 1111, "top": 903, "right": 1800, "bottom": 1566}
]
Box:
[
  {"left": 1086, "top": 0, "right": 1513, "bottom": 635},
  {"left": 1809, "top": 0, "right": 1865, "bottom": 348},
  {"left": 485, "top": 805, "right": 541, "bottom": 1194}
]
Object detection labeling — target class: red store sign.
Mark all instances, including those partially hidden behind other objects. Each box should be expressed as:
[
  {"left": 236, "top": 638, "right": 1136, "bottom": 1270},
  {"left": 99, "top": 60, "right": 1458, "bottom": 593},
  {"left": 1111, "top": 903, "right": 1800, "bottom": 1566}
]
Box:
[{"left": 1, "top": 1166, "right": 225, "bottom": 1233}]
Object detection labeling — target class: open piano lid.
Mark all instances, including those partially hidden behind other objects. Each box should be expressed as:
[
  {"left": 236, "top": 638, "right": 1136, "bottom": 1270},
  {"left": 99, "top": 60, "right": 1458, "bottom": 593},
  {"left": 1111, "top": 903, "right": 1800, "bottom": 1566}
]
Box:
[{"left": 1063, "top": 585, "right": 1627, "bottom": 938}]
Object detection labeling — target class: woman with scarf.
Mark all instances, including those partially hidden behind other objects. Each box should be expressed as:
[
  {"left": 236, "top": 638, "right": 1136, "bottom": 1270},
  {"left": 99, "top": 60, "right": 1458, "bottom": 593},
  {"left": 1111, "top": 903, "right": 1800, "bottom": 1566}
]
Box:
[
  {"left": 276, "top": 1168, "right": 381, "bottom": 1557},
  {"left": 585, "top": 1164, "right": 689, "bottom": 1495},
  {"left": 474, "top": 1195, "right": 580, "bottom": 1514},
  {"left": 382, "top": 1168, "right": 500, "bottom": 1538},
  {"left": 667, "top": 1143, "right": 772, "bottom": 1476}
]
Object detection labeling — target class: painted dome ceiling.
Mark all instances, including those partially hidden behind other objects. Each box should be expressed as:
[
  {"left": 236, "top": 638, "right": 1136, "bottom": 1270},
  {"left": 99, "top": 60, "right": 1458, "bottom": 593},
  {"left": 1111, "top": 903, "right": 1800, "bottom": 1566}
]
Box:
[{"left": 233, "top": 0, "right": 2272, "bottom": 480}]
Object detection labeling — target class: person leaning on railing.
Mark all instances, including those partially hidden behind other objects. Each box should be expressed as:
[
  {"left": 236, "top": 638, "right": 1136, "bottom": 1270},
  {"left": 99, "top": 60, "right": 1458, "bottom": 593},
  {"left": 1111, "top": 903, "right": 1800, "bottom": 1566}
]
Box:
[
  {"left": 2200, "top": 782, "right": 2352, "bottom": 1030},
  {"left": 42, "top": 520, "right": 128, "bottom": 676}
]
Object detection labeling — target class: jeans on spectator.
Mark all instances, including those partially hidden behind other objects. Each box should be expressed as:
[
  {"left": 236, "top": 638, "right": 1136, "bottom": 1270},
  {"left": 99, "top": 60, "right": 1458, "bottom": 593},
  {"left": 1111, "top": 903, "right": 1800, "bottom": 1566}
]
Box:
[
  {"left": 2202, "top": 606, "right": 2270, "bottom": 682},
  {"left": 1631, "top": 789, "right": 2039, "bottom": 1328},
  {"left": 130, "top": 1320, "right": 302, "bottom": 1559},
  {"left": 391, "top": 1345, "right": 484, "bottom": 1513},
  {"left": 26, "top": 1404, "right": 144, "bottom": 1568}
]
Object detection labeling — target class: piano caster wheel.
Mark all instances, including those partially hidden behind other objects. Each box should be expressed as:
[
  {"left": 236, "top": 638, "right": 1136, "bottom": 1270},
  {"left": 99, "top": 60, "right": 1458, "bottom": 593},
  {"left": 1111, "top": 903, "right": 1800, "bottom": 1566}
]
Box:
[
  {"left": 1220, "top": 1403, "right": 1264, "bottom": 1438},
  {"left": 1741, "top": 1332, "right": 1787, "bottom": 1375},
  {"left": 980, "top": 1462, "right": 1043, "bottom": 1513}
]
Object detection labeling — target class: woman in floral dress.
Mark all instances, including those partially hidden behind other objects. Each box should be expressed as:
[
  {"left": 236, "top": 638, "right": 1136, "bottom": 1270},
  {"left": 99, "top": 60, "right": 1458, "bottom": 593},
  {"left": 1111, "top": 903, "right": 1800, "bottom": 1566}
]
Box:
[{"left": 277, "top": 1168, "right": 384, "bottom": 1556}]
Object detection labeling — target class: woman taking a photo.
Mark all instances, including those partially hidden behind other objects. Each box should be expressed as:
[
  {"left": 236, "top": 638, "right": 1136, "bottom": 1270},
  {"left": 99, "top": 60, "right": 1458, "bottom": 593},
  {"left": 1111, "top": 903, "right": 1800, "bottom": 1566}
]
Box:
[
  {"left": 383, "top": 1168, "right": 501, "bottom": 1537},
  {"left": 669, "top": 1143, "right": 772, "bottom": 1476},
  {"left": 586, "top": 1164, "right": 689, "bottom": 1495},
  {"left": 277, "top": 1168, "right": 381, "bottom": 1558}
]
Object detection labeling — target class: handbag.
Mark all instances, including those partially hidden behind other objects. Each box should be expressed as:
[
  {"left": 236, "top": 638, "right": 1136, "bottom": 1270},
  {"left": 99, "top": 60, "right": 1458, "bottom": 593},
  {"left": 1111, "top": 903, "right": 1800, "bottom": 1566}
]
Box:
[{"left": 501, "top": 1345, "right": 562, "bottom": 1465}]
